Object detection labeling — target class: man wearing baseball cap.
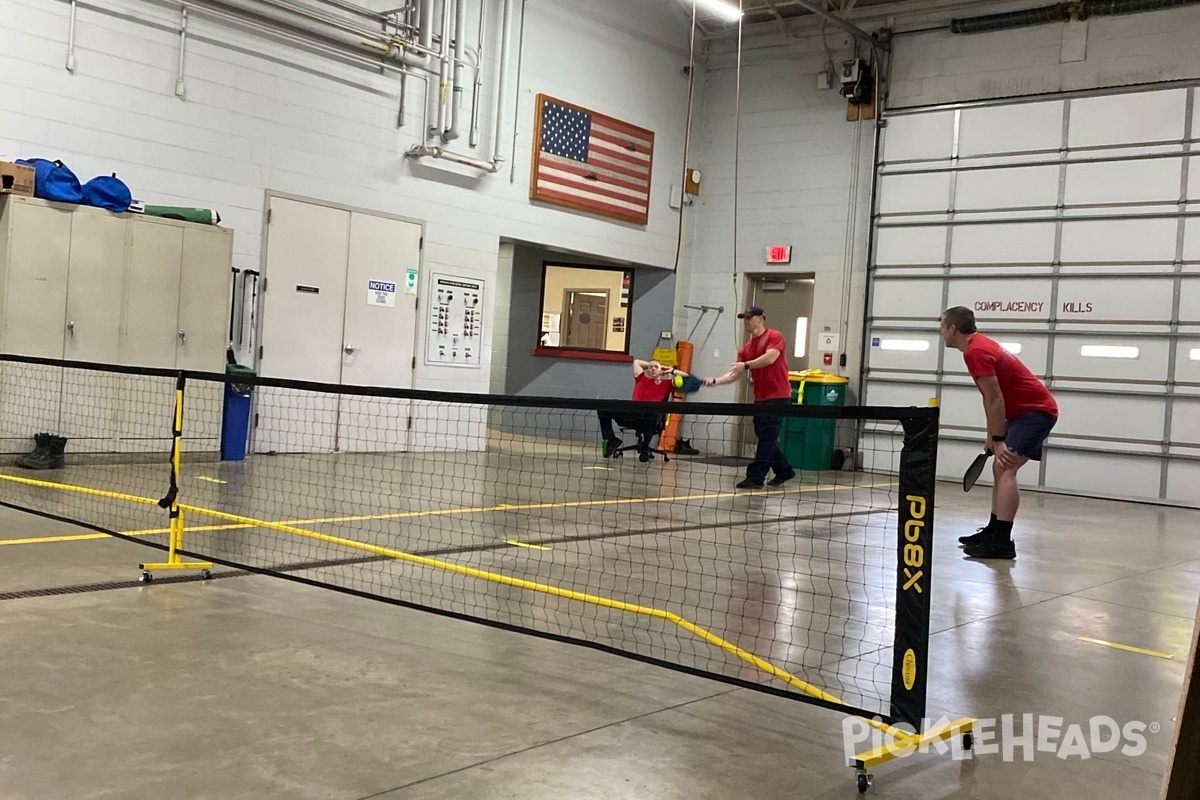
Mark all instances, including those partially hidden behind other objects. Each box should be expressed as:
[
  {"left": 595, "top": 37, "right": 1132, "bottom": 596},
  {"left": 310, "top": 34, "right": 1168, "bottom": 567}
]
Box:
[{"left": 705, "top": 306, "right": 796, "bottom": 489}]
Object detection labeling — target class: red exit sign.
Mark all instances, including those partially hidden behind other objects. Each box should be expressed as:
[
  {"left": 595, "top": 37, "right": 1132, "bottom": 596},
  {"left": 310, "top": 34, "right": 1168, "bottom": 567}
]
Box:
[{"left": 766, "top": 245, "right": 792, "bottom": 264}]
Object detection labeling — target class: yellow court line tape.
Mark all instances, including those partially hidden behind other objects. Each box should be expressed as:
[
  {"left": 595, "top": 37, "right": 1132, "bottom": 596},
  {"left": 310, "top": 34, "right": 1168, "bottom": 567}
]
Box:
[
  {"left": 197, "top": 476, "right": 228, "bottom": 484},
  {"left": 0, "top": 533, "right": 111, "bottom": 546},
  {"left": 1077, "top": 636, "right": 1174, "bottom": 660},
  {"left": 505, "top": 540, "right": 552, "bottom": 550}
]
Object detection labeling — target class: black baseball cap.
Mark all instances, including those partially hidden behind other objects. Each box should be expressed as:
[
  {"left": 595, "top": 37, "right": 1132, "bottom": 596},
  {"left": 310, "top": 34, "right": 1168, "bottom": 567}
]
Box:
[{"left": 737, "top": 306, "right": 765, "bottom": 319}]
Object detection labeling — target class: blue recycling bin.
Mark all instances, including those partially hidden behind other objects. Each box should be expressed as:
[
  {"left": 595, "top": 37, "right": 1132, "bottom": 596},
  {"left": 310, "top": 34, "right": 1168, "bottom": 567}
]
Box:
[{"left": 221, "top": 364, "right": 255, "bottom": 461}]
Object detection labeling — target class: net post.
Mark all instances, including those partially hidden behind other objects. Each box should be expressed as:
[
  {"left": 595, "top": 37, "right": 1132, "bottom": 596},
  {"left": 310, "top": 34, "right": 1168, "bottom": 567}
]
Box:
[
  {"left": 141, "top": 373, "right": 211, "bottom": 580},
  {"left": 888, "top": 409, "right": 938, "bottom": 732}
]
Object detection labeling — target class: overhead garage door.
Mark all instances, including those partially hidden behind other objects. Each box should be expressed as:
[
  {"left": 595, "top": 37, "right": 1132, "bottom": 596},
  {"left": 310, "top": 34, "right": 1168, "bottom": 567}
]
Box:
[{"left": 863, "top": 83, "right": 1199, "bottom": 508}]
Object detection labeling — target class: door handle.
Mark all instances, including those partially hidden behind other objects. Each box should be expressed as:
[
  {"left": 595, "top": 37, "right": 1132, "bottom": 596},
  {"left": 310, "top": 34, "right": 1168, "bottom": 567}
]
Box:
[
  {"left": 66, "top": 321, "right": 74, "bottom": 337},
  {"left": 344, "top": 344, "right": 358, "bottom": 354},
  {"left": 178, "top": 329, "right": 187, "bottom": 344}
]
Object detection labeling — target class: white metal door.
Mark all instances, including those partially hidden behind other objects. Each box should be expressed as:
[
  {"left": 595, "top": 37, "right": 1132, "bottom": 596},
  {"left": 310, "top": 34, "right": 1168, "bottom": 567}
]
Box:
[
  {"left": 863, "top": 84, "right": 1198, "bottom": 507},
  {"left": 61, "top": 212, "right": 126, "bottom": 452},
  {"left": 257, "top": 197, "right": 351, "bottom": 453},
  {"left": 337, "top": 211, "right": 421, "bottom": 452}
]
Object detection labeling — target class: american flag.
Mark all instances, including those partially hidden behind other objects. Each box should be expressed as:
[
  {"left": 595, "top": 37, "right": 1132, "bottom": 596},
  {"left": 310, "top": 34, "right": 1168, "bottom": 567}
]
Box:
[{"left": 531, "top": 95, "right": 655, "bottom": 226}]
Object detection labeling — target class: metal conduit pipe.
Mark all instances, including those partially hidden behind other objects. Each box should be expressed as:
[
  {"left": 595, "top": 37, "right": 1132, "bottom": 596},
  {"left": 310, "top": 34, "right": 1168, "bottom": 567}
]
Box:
[
  {"left": 406, "top": 0, "right": 513, "bottom": 171},
  {"left": 308, "top": 0, "right": 387, "bottom": 21},
  {"left": 442, "top": 0, "right": 467, "bottom": 141},
  {"left": 950, "top": 3, "right": 1071, "bottom": 33},
  {"left": 206, "top": 0, "right": 433, "bottom": 68},
  {"left": 434, "top": 0, "right": 453, "bottom": 136}
]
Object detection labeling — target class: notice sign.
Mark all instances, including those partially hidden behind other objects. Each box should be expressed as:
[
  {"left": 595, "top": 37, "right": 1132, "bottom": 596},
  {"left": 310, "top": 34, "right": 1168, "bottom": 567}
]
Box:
[{"left": 368, "top": 280, "right": 397, "bottom": 307}]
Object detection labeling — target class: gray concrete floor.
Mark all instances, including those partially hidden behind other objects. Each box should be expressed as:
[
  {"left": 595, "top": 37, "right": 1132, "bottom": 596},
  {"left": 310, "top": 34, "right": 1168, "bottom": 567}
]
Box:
[{"left": 1, "top": 459, "right": 1198, "bottom": 799}]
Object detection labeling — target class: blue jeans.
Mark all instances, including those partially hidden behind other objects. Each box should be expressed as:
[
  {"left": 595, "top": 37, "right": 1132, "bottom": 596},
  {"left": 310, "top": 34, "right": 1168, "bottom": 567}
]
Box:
[{"left": 747, "top": 398, "right": 793, "bottom": 484}]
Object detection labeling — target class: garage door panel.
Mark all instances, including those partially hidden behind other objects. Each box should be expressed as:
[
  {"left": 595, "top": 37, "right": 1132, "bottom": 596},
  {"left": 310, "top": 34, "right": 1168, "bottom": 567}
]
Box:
[
  {"left": 951, "top": 223, "right": 1056, "bottom": 264},
  {"left": 1184, "top": 221, "right": 1200, "bottom": 263},
  {"left": 1170, "top": 398, "right": 1200, "bottom": 445},
  {"left": 1060, "top": 218, "right": 1178, "bottom": 263},
  {"left": 865, "top": 334, "right": 940, "bottom": 371},
  {"left": 1064, "top": 158, "right": 1184, "bottom": 206},
  {"left": 884, "top": 112, "right": 955, "bottom": 163},
  {"left": 1052, "top": 336, "right": 1170, "bottom": 383},
  {"left": 1055, "top": 277, "right": 1175, "bottom": 322},
  {"left": 1045, "top": 451, "right": 1161, "bottom": 501},
  {"left": 955, "top": 165, "right": 1059, "bottom": 212},
  {"left": 1067, "top": 89, "right": 1188, "bottom": 148},
  {"left": 1166, "top": 461, "right": 1200, "bottom": 505},
  {"left": 1176, "top": 339, "right": 1200, "bottom": 385},
  {"left": 946, "top": 278, "right": 1052, "bottom": 321},
  {"left": 864, "top": 380, "right": 937, "bottom": 409},
  {"left": 1052, "top": 393, "right": 1165, "bottom": 442},
  {"left": 870, "top": 279, "right": 943, "bottom": 318},
  {"left": 879, "top": 172, "right": 951, "bottom": 214},
  {"left": 959, "top": 100, "right": 1063, "bottom": 157},
  {"left": 875, "top": 226, "right": 947, "bottom": 266},
  {"left": 938, "top": 385, "right": 986, "bottom": 428}
]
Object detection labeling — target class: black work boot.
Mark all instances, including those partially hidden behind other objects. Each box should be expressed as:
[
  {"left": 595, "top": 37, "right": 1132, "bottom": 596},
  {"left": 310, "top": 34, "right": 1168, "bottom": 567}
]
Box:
[{"left": 15, "top": 433, "right": 52, "bottom": 469}]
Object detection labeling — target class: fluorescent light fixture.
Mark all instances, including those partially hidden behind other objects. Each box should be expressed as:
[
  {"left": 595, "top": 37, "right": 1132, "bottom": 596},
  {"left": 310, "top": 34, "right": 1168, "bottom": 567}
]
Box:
[
  {"left": 692, "top": 0, "right": 743, "bottom": 21},
  {"left": 999, "top": 342, "right": 1022, "bottom": 355},
  {"left": 794, "top": 317, "right": 808, "bottom": 358},
  {"left": 1081, "top": 345, "right": 1139, "bottom": 359},
  {"left": 879, "top": 339, "right": 930, "bottom": 352},
  {"left": 1191, "top": 348, "right": 1200, "bottom": 362}
]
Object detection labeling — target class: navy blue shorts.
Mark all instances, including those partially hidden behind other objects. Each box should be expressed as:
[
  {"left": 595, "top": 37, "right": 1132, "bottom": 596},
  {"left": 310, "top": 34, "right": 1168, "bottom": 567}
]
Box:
[{"left": 1005, "top": 411, "right": 1057, "bottom": 461}]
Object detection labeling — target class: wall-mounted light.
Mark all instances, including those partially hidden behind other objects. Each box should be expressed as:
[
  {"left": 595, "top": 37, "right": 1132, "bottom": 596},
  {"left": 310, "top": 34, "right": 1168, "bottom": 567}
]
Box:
[
  {"left": 691, "top": 0, "right": 742, "bottom": 21},
  {"left": 879, "top": 339, "right": 930, "bottom": 352},
  {"left": 1081, "top": 345, "right": 1139, "bottom": 359}
]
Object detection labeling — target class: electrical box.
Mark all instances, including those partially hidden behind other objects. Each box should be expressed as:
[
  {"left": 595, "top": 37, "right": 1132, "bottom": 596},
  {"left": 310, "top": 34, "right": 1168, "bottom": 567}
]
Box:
[{"left": 425, "top": 273, "right": 485, "bottom": 368}]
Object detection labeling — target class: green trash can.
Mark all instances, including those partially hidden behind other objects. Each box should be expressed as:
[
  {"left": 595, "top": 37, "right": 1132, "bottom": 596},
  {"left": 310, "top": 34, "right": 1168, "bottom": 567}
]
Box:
[{"left": 780, "top": 371, "right": 849, "bottom": 471}]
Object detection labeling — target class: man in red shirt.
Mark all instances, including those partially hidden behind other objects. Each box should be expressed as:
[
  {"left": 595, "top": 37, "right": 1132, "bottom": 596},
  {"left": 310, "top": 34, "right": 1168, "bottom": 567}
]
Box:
[
  {"left": 940, "top": 306, "right": 1058, "bottom": 560},
  {"left": 599, "top": 358, "right": 690, "bottom": 457},
  {"left": 706, "top": 306, "right": 796, "bottom": 489}
]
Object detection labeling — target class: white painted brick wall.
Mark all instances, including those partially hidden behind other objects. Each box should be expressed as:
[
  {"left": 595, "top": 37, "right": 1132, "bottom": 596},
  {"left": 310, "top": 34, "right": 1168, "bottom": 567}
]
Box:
[
  {"left": 0, "top": 0, "right": 692, "bottom": 395},
  {"left": 890, "top": 4, "right": 1200, "bottom": 107},
  {"left": 683, "top": 33, "right": 874, "bottom": 420}
]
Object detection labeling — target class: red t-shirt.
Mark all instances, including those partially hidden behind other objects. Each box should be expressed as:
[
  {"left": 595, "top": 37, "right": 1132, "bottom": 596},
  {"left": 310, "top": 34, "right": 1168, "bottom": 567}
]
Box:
[
  {"left": 962, "top": 334, "right": 1058, "bottom": 420},
  {"left": 737, "top": 329, "right": 791, "bottom": 401},
  {"left": 631, "top": 372, "right": 674, "bottom": 403}
]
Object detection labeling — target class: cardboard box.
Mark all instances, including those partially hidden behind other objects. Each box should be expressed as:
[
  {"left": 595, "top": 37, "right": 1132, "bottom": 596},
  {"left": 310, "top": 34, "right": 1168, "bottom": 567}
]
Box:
[{"left": 0, "top": 161, "right": 35, "bottom": 196}]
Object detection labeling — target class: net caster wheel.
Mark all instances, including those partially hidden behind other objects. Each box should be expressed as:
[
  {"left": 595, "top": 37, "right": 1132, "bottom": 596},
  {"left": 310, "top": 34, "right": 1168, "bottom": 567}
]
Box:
[
  {"left": 201, "top": 569, "right": 213, "bottom": 581},
  {"left": 139, "top": 571, "right": 153, "bottom": 584},
  {"left": 962, "top": 732, "right": 974, "bottom": 751},
  {"left": 856, "top": 773, "right": 871, "bottom": 794}
]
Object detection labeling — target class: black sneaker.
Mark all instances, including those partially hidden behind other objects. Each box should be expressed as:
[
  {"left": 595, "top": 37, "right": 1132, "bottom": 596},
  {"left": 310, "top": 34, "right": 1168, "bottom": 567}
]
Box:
[
  {"left": 601, "top": 437, "right": 622, "bottom": 458},
  {"left": 736, "top": 478, "right": 764, "bottom": 489},
  {"left": 964, "top": 536, "right": 1016, "bottom": 560},
  {"left": 958, "top": 525, "right": 991, "bottom": 547},
  {"left": 768, "top": 469, "right": 796, "bottom": 487}
]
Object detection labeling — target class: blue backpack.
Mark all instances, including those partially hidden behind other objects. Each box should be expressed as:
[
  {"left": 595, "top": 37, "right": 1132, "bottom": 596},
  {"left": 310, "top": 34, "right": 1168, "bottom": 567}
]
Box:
[
  {"left": 15, "top": 158, "right": 83, "bottom": 203},
  {"left": 82, "top": 174, "right": 132, "bottom": 213}
]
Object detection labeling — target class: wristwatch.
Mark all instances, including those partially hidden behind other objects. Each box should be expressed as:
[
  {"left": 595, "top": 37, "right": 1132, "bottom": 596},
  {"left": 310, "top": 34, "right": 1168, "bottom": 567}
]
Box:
[{"left": 991, "top": 435, "right": 1006, "bottom": 442}]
